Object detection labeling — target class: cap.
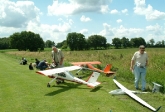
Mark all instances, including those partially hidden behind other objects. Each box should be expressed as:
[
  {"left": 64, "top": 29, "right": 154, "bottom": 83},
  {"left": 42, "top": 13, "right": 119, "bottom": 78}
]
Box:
[{"left": 139, "top": 45, "right": 145, "bottom": 49}]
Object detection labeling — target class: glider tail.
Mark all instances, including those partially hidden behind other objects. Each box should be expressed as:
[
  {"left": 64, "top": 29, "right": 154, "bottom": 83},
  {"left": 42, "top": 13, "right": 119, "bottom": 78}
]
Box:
[
  {"left": 155, "top": 106, "right": 161, "bottom": 112},
  {"left": 86, "top": 72, "right": 101, "bottom": 88},
  {"left": 103, "top": 64, "right": 115, "bottom": 77}
]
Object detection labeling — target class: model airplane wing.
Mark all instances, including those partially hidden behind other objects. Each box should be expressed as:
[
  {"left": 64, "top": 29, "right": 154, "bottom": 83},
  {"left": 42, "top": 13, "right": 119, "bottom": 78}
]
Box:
[
  {"left": 109, "top": 89, "right": 149, "bottom": 95},
  {"left": 71, "top": 61, "right": 115, "bottom": 76},
  {"left": 112, "top": 79, "right": 161, "bottom": 112},
  {"left": 71, "top": 61, "right": 101, "bottom": 66},
  {"left": 36, "top": 65, "right": 101, "bottom": 88},
  {"left": 36, "top": 66, "right": 81, "bottom": 76}
]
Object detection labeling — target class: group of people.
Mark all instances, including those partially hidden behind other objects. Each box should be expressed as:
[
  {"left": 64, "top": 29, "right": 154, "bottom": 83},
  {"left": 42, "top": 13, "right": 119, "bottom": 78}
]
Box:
[
  {"left": 29, "top": 46, "right": 64, "bottom": 71},
  {"left": 27, "top": 45, "right": 148, "bottom": 91}
]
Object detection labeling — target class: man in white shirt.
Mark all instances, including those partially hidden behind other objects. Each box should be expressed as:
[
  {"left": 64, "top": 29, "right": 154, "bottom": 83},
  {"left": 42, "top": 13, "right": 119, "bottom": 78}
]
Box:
[
  {"left": 130, "top": 45, "right": 148, "bottom": 91},
  {"left": 51, "top": 46, "right": 64, "bottom": 84},
  {"left": 51, "top": 46, "right": 64, "bottom": 68}
]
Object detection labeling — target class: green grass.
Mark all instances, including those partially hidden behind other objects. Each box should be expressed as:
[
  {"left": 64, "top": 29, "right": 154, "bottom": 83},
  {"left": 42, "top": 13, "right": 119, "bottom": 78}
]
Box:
[{"left": 0, "top": 49, "right": 165, "bottom": 112}]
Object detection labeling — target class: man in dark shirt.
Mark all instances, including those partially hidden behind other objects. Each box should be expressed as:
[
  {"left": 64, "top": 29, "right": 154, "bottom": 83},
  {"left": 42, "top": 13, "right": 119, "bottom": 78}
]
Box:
[{"left": 37, "top": 60, "right": 48, "bottom": 70}]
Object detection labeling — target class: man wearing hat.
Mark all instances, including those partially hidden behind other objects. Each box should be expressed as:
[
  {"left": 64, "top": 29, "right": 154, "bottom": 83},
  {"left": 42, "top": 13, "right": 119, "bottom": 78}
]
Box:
[{"left": 130, "top": 45, "right": 148, "bottom": 91}]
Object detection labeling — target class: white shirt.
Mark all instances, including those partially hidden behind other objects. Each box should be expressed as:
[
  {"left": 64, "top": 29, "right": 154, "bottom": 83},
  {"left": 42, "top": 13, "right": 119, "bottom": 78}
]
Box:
[{"left": 131, "top": 51, "right": 148, "bottom": 67}]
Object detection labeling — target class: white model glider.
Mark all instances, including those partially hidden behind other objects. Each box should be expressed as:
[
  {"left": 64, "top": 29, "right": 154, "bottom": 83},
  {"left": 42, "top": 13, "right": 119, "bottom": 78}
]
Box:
[
  {"left": 110, "top": 79, "right": 161, "bottom": 112},
  {"left": 109, "top": 89, "right": 148, "bottom": 95},
  {"left": 36, "top": 66, "right": 101, "bottom": 88}
]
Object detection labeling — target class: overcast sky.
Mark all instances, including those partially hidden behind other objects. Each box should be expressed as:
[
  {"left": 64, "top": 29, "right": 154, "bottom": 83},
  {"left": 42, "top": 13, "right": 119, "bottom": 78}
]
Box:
[{"left": 0, "top": 0, "right": 165, "bottom": 44}]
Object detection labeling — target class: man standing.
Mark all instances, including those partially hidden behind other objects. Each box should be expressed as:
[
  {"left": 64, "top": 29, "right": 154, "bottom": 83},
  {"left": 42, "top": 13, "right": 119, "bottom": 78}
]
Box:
[
  {"left": 130, "top": 45, "right": 148, "bottom": 91},
  {"left": 51, "top": 46, "right": 64, "bottom": 84},
  {"left": 51, "top": 46, "right": 64, "bottom": 68}
]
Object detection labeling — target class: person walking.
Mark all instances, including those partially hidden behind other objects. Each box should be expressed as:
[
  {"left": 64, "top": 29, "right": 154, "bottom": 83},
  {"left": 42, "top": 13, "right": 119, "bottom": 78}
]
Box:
[{"left": 130, "top": 45, "right": 148, "bottom": 91}]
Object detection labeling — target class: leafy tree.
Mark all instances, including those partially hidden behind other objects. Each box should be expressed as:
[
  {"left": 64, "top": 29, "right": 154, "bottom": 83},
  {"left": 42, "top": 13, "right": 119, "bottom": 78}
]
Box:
[
  {"left": 121, "top": 37, "right": 130, "bottom": 48},
  {"left": 10, "top": 32, "right": 22, "bottom": 50},
  {"left": 155, "top": 41, "right": 162, "bottom": 47},
  {"left": 149, "top": 38, "right": 155, "bottom": 47},
  {"left": 161, "top": 40, "right": 165, "bottom": 47},
  {"left": 10, "top": 31, "right": 44, "bottom": 51},
  {"left": 112, "top": 37, "right": 122, "bottom": 49},
  {"left": 61, "top": 40, "right": 67, "bottom": 49},
  {"left": 56, "top": 40, "right": 67, "bottom": 49},
  {"left": 0, "top": 37, "right": 10, "bottom": 49},
  {"left": 35, "top": 34, "right": 45, "bottom": 51},
  {"left": 130, "top": 37, "right": 146, "bottom": 47},
  {"left": 67, "top": 32, "right": 86, "bottom": 50},
  {"left": 84, "top": 39, "right": 90, "bottom": 50},
  {"left": 45, "top": 40, "right": 55, "bottom": 48},
  {"left": 88, "top": 35, "right": 107, "bottom": 49}
]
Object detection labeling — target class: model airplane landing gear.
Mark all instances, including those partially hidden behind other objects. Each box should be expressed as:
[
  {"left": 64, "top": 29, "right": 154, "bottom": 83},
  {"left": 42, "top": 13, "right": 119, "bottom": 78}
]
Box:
[
  {"left": 47, "top": 83, "right": 50, "bottom": 87},
  {"left": 106, "top": 73, "right": 113, "bottom": 77},
  {"left": 56, "top": 79, "right": 65, "bottom": 85},
  {"left": 47, "top": 77, "right": 57, "bottom": 87}
]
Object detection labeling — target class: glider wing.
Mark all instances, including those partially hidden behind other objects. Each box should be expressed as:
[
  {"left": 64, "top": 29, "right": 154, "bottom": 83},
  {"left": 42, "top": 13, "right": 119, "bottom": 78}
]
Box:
[{"left": 113, "top": 79, "right": 160, "bottom": 112}]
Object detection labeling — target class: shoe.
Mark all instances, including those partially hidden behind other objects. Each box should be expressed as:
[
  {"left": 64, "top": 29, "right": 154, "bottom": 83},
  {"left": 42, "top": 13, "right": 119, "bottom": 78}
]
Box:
[
  {"left": 56, "top": 81, "right": 61, "bottom": 85},
  {"left": 142, "top": 89, "right": 146, "bottom": 92},
  {"left": 136, "top": 87, "right": 139, "bottom": 90}
]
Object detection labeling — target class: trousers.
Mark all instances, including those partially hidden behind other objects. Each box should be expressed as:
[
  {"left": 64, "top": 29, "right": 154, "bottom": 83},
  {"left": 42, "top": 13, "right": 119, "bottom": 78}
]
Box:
[{"left": 133, "top": 65, "right": 146, "bottom": 91}]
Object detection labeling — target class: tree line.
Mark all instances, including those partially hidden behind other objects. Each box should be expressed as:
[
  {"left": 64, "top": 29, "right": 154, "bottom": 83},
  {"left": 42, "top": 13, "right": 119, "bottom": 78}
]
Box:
[{"left": 0, "top": 31, "right": 164, "bottom": 51}]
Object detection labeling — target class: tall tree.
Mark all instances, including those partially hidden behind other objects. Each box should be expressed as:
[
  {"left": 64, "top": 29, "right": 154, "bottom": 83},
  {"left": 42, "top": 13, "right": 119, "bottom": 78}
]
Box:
[
  {"left": 45, "top": 40, "right": 55, "bottom": 48},
  {"left": 0, "top": 37, "right": 10, "bottom": 49},
  {"left": 121, "top": 37, "right": 130, "bottom": 48},
  {"left": 149, "top": 38, "right": 155, "bottom": 47},
  {"left": 10, "top": 31, "right": 44, "bottom": 51},
  {"left": 10, "top": 32, "right": 22, "bottom": 50},
  {"left": 130, "top": 37, "right": 146, "bottom": 47},
  {"left": 88, "top": 35, "right": 107, "bottom": 49},
  {"left": 67, "top": 32, "right": 86, "bottom": 50},
  {"left": 112, "top": 37, "right": 122, "bottom": 49}
]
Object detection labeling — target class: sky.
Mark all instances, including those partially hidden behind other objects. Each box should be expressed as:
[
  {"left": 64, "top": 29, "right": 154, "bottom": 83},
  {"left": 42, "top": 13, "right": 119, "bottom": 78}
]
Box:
[{"left": 0, "top": 0, "right": 165, "bottom": 44}]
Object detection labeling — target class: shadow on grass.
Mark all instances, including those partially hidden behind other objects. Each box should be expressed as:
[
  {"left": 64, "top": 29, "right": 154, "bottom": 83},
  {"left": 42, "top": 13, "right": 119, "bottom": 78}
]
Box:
[
  {"left": 90, "top": 86, "right": 103, "bottom": 92},
  {"left": 45, "top": 82, "right": 89, "bottom": 96}
]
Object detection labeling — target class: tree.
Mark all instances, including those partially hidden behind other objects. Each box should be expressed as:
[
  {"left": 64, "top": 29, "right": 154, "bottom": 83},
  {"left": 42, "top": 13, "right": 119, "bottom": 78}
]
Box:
[
  {"left": 10, "top": 32, "right": 22, "bottom": 50},
  {"left": 45, "top": 40, "right": 55, "bottom": 48},
  {"left": 112, "top": 37, "right": 122, "bottom": 49},
  {"left": 149, "top": 38, "right": 155, "bottom": 47},
  {"left": 66, "top": 32, "right": 86, "bottom": 50},
  {"left": 121, "top": 37, "right": 130, "bottom": 48},
  {"left": 0, "top": 37, "right": 10, "bottom": 49},
  {"left": 56, "top": 40, "right": 67, "bottom": 49},
  {"left": 88, "top": 35, "right": 107, "bottom": 49},
  {"left": 130, "top": 37, "right": 146, "bottom": 47},
  {"left": 161, "top": 40, "right": 165, "bottom": 47},
  {"left": 10, "top": 31, "right": 44, "bottom": 51}
]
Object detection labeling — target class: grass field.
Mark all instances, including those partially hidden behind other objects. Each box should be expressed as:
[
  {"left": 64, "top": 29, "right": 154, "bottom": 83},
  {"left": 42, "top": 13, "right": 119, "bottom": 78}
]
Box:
[{"left": 0, "top": 48, "right": 165, "bottom": 112}]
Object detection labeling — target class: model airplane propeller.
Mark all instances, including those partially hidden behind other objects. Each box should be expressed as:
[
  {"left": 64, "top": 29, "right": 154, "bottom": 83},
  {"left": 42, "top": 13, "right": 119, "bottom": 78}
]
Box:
[
  {"left": 71, "top": 61, "right": 115, "bottom": 77},
  {"left": 36, "top": 66, "right": 101, "bottom": 88},
  {"left": 109, "top": 79, "right": 161, "bottom": 112}
]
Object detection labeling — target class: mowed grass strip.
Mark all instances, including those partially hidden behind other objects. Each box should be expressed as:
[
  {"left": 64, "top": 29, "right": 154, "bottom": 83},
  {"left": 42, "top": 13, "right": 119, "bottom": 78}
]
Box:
[{"left": 0, "top": 52, "right": 164, "bottom": 112}]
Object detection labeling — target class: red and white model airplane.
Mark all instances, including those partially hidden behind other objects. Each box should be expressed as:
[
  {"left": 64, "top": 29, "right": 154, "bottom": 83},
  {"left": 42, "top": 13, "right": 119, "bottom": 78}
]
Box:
[
  {"left": 71, "top": 61, "right": 115, "bottom": 77},
  {"left": 36, "top": 66, "right": 101, "bottom": 88}
]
